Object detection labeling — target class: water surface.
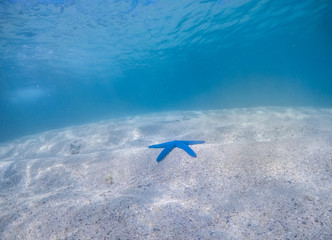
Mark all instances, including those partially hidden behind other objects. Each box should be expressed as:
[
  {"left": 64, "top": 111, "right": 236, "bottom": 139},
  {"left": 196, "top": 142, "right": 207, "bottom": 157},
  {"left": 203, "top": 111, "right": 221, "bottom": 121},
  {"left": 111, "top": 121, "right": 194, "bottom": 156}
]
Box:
[{"left": 0, "top": 0, "right": 331, "bottom": 142}]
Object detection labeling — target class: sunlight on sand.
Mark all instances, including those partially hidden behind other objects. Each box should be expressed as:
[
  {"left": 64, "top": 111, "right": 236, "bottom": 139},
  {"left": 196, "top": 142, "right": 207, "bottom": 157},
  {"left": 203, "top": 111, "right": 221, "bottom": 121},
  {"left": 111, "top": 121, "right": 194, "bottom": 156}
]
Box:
[{"left": 0, "top": 107, "right": 331, "bottom": 239}]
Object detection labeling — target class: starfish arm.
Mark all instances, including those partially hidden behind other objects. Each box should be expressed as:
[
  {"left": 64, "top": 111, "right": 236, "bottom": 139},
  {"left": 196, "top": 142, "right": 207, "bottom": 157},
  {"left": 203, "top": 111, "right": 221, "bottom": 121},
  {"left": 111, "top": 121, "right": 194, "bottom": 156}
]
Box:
[
  {"left": 181, "top": 140, "right": 205, "bottom": 145},
  {"left": 156, "top": 144, "right": 175, "bottom": 162},
  {"left": 149, "top": 141, "right": 174, "bottom": 148},
  {"left": 176, "top": 142, "right": 197, "bottom": 158}
]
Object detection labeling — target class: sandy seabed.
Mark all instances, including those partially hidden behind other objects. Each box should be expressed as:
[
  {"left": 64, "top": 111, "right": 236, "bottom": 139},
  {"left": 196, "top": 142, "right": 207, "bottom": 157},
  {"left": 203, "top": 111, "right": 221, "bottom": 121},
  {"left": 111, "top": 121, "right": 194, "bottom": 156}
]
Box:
[{"left": 0, "top": 107, "right": 331, "bottom": 240}]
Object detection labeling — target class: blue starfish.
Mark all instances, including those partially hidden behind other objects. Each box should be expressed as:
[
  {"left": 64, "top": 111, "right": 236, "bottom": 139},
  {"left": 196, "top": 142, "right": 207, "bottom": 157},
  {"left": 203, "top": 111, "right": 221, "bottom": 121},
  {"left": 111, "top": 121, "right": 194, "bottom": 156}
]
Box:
[{"left": 149, "top": 140, "right": 205, "bottom": 162}]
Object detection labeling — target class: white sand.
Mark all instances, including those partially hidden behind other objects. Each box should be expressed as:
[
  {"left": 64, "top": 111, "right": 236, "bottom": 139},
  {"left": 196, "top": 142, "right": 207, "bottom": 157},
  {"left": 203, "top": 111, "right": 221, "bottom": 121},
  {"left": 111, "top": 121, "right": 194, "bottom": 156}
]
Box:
[{"left": 0, "top": 107, "right": 331, "bottom": 240}]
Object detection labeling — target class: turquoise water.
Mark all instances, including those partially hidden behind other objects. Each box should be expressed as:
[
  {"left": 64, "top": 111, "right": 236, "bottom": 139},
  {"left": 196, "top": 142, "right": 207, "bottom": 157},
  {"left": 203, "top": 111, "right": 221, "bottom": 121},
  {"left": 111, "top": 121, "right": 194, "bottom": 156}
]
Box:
[{"left": 0, "top": 0, "right": 331, "bottom": 142}]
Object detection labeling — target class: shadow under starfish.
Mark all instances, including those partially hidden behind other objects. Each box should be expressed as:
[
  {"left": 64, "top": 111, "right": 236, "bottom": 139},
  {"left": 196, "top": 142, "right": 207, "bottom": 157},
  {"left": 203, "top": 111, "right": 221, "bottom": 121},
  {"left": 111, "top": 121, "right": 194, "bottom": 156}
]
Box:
[{"left": 149, "top": 140, "right": 205, "bottom": 162}]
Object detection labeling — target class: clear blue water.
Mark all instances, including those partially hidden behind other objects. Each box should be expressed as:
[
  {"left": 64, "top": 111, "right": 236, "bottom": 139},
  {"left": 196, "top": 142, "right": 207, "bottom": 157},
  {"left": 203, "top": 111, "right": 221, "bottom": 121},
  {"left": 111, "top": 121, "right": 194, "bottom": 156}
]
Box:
[{"left": 0, "top": 0, "right": 331, "bottom": 142}]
